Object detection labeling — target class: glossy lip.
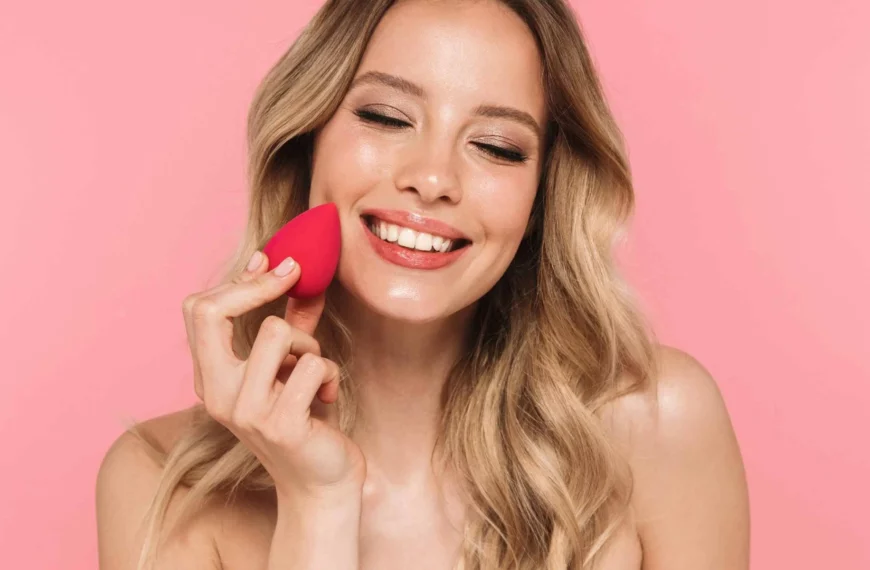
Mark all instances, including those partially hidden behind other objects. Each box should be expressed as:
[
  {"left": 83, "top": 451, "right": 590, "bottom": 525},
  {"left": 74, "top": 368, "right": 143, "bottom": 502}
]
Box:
[
  {"left": 360, "top": 217, "right": 470, "bottom": 270},
  {"left": 360, "top": 208, "right": 471, "bottom": 242}
]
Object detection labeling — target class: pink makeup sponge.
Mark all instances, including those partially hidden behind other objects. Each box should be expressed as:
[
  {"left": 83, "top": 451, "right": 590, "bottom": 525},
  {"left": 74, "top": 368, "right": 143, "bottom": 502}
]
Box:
[{"left": 262, "top": 202, "right": 341, "bottom": 299}]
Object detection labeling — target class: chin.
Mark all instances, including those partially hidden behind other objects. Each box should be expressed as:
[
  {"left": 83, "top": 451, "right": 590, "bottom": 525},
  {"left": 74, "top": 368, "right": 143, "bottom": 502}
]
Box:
[{"left": 338, "top": 273, "right": 463, "bottom": 324}]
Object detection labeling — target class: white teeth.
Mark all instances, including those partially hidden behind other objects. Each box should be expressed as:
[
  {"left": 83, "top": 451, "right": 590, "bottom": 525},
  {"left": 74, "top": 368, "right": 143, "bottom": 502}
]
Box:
[
  {"left": 414, "top": 232, "right": 432, "bottom": 251},
  {"left": 397, "top": 228, "right": 417, "bottom": 248},
  {"left": 387, "top": 224, "right": 399, "bottom": 242},
  {"left": 367, "top": 217, "right": 460, "bottom": 252}
]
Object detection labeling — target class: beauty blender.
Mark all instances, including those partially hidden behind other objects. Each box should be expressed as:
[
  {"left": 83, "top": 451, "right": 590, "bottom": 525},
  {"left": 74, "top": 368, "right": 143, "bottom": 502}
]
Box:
[{"left": 262, "top": 202, "right": 341, "bottom": 299}]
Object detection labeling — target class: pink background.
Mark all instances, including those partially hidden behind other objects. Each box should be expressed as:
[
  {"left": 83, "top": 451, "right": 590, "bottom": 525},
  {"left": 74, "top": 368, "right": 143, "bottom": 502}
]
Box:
[{"left": 1, "top": 0, "right": 867, "bottom": 567}]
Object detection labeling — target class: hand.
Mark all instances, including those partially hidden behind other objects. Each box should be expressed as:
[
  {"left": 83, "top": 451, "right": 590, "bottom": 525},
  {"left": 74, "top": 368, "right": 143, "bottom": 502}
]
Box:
[{"left": 181, "top": 252, "right": 366, "bottom": 502}]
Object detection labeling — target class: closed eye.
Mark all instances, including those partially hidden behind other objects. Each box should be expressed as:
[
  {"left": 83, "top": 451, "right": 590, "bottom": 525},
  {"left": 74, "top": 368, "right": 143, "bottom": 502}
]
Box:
[
  {"left": 355, "top": 109, "right": 409, "bottom": 129},
  {"left": 354, "top": 110, "right": 529, "bottom": 164},
  {"left": 475, "top": 143, "right": 528, "bottom": 163}
]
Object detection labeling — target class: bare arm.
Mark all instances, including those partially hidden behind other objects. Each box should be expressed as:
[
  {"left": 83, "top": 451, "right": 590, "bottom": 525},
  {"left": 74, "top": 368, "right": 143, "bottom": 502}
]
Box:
[
  {"left": 638, "top": 348, "right": 750, "bottom": 568},
  {"left": 602, "top": 346, "right": 751, "bottom": 569}
]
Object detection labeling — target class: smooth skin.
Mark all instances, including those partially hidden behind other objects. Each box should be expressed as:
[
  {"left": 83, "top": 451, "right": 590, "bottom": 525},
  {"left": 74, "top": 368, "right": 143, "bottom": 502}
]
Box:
[{"left": 96, "top": 1, "right": 750, "bottom": 568}]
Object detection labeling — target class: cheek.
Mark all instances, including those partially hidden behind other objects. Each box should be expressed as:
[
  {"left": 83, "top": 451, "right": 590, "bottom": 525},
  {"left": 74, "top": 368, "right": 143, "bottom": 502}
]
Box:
[
  {"left": 350, "top": 136, "right": 384, "bottom": 174},
  {"left": 469, "top": 173, "right": 537, "bottom": 243},
  {"left": 311, "top": 122, "right": 391, "bottom": 202}
]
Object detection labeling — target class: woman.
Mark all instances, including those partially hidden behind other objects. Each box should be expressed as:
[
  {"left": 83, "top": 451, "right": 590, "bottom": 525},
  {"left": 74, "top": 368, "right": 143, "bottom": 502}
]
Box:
[{"left": 96, "top": 0, "right": 750, "bottom": 568}]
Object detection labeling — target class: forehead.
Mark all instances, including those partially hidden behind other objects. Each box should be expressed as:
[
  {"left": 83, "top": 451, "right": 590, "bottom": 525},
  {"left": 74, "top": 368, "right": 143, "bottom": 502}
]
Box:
[{"left": 356, "top": 0, "right": 546, "bottom": 121}]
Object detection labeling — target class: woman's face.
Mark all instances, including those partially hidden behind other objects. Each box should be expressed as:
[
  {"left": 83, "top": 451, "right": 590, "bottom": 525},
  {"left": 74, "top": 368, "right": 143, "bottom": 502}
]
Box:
[{"left": 309, "top": 0, "right": 547, "bottom": 323}]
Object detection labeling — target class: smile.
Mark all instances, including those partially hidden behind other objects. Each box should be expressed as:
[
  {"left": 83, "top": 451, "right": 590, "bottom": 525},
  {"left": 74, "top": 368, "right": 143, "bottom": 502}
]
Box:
[
  {"left": 359, "top": 213, "right": 472, "bottom": 270},
  {"left": 363, "top": 215, "right": 468, "bottom": 253}
]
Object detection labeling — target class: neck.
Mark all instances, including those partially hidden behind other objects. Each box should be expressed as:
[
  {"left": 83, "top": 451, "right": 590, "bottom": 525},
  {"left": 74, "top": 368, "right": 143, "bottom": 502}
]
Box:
[{"left": 331, "top": 287, "right": 475, "bottom": 490}]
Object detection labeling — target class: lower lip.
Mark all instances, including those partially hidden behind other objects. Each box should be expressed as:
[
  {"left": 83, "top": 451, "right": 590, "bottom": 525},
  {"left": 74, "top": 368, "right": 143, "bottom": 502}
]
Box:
[{"left": 361, "top": 218, "right": 469, "bottom": 270}]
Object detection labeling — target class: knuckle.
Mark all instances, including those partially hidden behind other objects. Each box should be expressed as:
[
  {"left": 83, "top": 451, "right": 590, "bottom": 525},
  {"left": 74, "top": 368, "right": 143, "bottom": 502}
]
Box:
[
  {"left": 181, "top": 294, "right": 199, "bottom": 317},
  {"left": 260, "top": 315, "right": 292, "bottom": 339},
  {"left": 325, "top": 358, "right": 341, "bottom": 378},
  {"left": 191, "top": 297, "right": 222, "bottom": 322},
  {"left": 298, "top": 353, "right": 325, "bottom": 375}
]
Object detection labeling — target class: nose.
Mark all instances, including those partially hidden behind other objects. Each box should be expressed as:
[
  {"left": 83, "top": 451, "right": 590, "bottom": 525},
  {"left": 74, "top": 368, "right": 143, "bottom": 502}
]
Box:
[{"left": 393, "top": 137, "right": 462, "bottom": 204}]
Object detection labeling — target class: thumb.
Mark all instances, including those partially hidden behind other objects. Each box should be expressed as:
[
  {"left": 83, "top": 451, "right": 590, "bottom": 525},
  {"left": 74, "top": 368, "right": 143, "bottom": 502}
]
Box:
[{"left": 283, "top": 290, "right": 326, "bottom": 336}]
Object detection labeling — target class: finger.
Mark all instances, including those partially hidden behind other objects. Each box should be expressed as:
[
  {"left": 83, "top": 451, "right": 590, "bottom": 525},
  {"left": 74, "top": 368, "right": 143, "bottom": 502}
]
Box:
[
  {"left": 283, "top": 290, "right": 326, "bottom": 336},
  {"left": 234, "top": 250, "right": 269, "bottom": 284},
  {"left": 194, "top": 250, "right": 269, "bottom": 317},
  {"left": 235, "top": 316, "right": 322, "bottom": 415},
  {"left": 184, "top": 271, "right": 261, "bottom": 400},
  {"left": 271, "top": 354, "right": 341, "bottom": 431},
  {"left": 182, "top": 294, "right": 206, "bottom": 399},
  {"left": 182, "top": 251, "right": 275, "bottom": 401},
  {"left": 193, "top": 257, "right": 301, "bottom": 380},
  {"left": 216, "top": 256, "right": 301, "bottom": 318},
  {"left": 310, "top": 368, "right": 342, "bottom": 430}
]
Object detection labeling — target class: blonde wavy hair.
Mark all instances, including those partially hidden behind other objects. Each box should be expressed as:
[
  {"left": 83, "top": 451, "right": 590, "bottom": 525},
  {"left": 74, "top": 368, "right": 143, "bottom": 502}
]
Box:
[{"left": 126, "top": 0, "right": 661, "bottom": 568}]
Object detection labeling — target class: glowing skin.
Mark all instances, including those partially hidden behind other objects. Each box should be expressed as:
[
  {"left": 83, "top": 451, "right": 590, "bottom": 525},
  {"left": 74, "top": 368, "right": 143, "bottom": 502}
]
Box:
[{"left": 308, "top": 1, "right": 547, "bottom": 325}]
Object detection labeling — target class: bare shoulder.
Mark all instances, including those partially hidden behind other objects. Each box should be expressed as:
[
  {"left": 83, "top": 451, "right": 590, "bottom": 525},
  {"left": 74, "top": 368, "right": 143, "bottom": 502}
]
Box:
[
  {"left": 96, "top": 406, "right": 223, "bottom": 569},
  {"left": 99, "top": 406, "right": 200, "bottom": 478},
  {"left": 598, "top": 345, "right": 750, "bottom": 569},
  {"left": 599, "top": 345, "right": 737, "bottom": 446}
]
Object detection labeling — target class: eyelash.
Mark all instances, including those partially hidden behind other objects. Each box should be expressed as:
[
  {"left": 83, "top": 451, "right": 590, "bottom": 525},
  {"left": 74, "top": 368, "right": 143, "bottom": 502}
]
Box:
[{"left": 354, "top": 110, "right": 529, "bottom": 164}]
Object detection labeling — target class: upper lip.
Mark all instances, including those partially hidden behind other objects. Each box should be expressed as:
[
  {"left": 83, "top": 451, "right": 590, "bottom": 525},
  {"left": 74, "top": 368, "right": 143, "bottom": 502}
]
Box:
[{"left": 361, "top": 208, "right": 470, "bottom": 241}]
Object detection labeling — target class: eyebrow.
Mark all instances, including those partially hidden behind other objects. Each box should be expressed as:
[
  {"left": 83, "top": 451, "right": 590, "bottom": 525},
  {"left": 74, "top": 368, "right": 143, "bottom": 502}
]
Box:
[{"left": 349, "top": 70, "right": 543, "bottom": 138}]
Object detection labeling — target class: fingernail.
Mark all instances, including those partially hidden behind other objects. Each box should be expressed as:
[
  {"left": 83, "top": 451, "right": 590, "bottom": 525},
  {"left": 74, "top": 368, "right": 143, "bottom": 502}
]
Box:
[
  {"left": 246, "top": 251, "right": 264, "bottom": 271},
  {"left": 273, "top": 257, "right": 296, "bottom": 276}
]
